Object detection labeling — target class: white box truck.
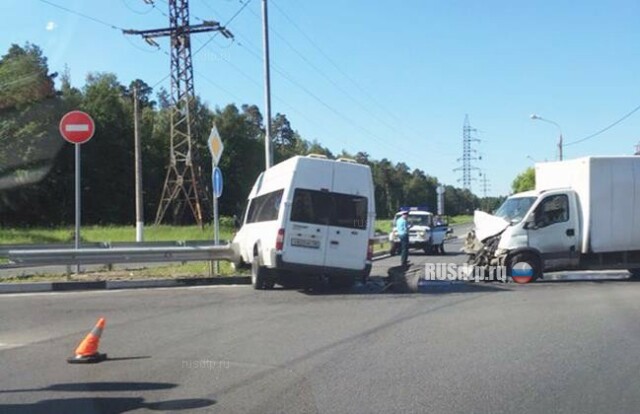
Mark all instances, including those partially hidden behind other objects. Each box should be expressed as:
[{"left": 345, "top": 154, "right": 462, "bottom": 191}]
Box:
[
  {"left": 464, "top": 156, "right": 640, "bottom": 281},
  {"left": 233, "top": 154, "right": 376, "bottom": 289}
]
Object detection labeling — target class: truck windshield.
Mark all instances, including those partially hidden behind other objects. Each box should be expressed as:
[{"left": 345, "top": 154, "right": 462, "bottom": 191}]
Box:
[{"left": 494, "top": 196, "right": 536, "bottom": 224}]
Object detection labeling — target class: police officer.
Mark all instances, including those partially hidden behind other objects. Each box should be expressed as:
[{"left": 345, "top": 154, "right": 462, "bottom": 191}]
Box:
[{"left": 396, "top": 210, "right": 411, "bottom": 267}]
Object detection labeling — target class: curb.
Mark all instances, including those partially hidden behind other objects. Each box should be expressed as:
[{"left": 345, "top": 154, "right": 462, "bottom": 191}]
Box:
[{"left": 0, "top": 276, "right": 251, "bottom": 295}]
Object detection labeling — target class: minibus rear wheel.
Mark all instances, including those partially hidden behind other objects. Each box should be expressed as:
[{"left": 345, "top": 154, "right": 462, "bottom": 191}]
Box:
[{"left": 251, "top": 256, "right": 274, "bottom": 290}]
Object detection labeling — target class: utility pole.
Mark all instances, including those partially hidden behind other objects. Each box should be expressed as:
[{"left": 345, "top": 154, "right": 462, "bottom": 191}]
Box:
[
  {"left": 530, "top": 114, "right": 563, "bottom": 161},
  {"left": 262, "top": 0, "right": 273, "bottom": 169},
  {"left": 454, "top": 114, "right": 481, "bottom": 192},
  {"left": 133, "top": 84, "right": 144, "bottom": 242},
  {"left": 124, "top": 1, "right": 233, "bottom": 225},
  {"left": 558, "top": 134, "right": 563, "bottom": 161}
]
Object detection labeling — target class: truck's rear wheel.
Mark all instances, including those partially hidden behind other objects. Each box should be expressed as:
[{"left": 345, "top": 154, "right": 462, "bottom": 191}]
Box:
[
  {"left": 251, "top": 256, "right": 273, "bottom": 290},
  {"left": 507, "top": 253, "right": 542, "bottom": 284}
]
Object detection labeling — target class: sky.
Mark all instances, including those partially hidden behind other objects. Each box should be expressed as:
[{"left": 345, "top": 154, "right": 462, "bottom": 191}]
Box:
[{"left": 3, "top": 0, "right": 640, "bottom": 196}]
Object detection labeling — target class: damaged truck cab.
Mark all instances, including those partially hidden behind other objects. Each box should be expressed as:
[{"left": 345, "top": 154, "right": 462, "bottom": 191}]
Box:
[{"left": 465, "top": 156, "right": 640, "bottom": 282}]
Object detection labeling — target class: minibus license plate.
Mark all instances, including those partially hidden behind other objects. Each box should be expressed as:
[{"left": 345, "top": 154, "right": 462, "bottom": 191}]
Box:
[{"left": 291, "top": 238, "right": 320, "bottom": 248}]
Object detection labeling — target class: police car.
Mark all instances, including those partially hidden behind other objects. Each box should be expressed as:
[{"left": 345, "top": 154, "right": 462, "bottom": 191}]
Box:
[{"left": 388, "top": 206, "right": 447, "bottom": 255}]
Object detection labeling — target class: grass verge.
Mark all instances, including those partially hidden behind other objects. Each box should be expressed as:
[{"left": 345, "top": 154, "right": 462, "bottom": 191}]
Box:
[
  {"left": 0, "top": 224, "right": 235, "bottom": 245},
  {"left": 448, "top": 215, "right": 473, "bottom": 225}
]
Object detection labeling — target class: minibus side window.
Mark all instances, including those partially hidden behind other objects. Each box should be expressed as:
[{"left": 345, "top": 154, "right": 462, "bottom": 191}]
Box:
[{"left": 247, "top": 189, "right": 284, "bottom": 223}]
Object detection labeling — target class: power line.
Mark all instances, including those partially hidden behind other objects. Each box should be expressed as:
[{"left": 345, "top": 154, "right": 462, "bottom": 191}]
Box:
[
  {"left": 189, "top": 36, "right": 339, "bottom": 138},
  {"left": 38, "top": 0, "right": 164, "bottom": 57},
  {"left": 196, "top": 1, "right": 448, "bottom": 162},
  {"left": 242, "top": 5, "right": 420, "bottom": 148},
  {"left": 121, "top": 0, "right": 154, "bottom": 15},
  {"left": 268, "top": 0, "right": 459, "bottom": 157},
  {"left": 228, "top": 39, "right": 428, "bottom": 162},
  {"left": 198, "top": 0, "right": 222, "bottom": 20},
  {"left": 193, "top": 68, "right": 244, "bottom": 103},
  {"left": 194, "top": 66, "right": 335, "bottom": 139},
  {"left": 269, "top": 0, "right": 423, "bottom": 137},
  {"left": 192, "top": 6, "right": 442, "bottom": 164},
  {"left": 192, "top": 0, "right": 252, "bottom": 56},
  {"left": 564, "top": 103, "right": 640, "bottom": 146},
  {"left": 144, "top": 0, "right": 169, "bottom": 19},
  {"left": 38, "top": 0, "right": 125, "bottom": 31}
]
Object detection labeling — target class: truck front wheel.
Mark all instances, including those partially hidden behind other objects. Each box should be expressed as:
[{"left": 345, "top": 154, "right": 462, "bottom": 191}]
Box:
[{"left": 507, "top": 253, "right": 542, "bottom": 284}]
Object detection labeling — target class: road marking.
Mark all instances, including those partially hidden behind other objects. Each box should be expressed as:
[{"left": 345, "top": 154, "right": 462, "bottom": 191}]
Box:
[{"left": 0, "top": 342, "right": 25, "bottom": 349}]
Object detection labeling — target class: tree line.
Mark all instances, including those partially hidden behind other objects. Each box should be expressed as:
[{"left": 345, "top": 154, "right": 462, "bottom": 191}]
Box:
[{"left": 0, "top": 43, "right": 499, "bottom": 227}]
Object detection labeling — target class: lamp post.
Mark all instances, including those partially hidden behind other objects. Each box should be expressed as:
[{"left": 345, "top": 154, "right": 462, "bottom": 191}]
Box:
[{"left": 530, "top": 114, "right": 563, "bottom": 161}]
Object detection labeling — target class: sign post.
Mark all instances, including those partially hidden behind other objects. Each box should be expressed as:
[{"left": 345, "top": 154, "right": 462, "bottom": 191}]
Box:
[
  {"left": 59, "top": 111, "right": 95, "bottom": 274},
  {"left": 208, "top": 124, "right": 224, "bottom": 275},
  {"left": 213, "top": 167, "right": 223, "bottom": 245},
  {"left": 437, "top": 185, "right": 445, "bottom": 216}
]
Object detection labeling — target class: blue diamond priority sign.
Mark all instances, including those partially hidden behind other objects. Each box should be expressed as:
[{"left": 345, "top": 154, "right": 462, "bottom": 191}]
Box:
[{"left": 213, "top": 167, "right": 223, "bottom": 199}]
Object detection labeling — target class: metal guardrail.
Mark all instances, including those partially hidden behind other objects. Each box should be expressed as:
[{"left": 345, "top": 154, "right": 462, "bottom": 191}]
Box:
[
  {"left": 0, "top": 240, "right": 229, "bottom": 257},
  {"left": 0, "top": 241, "right": 237, "bottom": 269},
  {"left": 373, "top": 234, "right": 388, "bottom": 244}
]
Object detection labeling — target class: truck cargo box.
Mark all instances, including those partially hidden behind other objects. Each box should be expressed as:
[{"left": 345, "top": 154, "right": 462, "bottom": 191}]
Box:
[{"left": 536, "top": 156, "right": 640, "bottom": 254}]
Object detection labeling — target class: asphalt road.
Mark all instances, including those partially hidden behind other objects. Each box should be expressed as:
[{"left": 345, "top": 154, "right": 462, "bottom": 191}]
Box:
[{"left": 1, "top": 232, "right": 639, "bottom": 413}]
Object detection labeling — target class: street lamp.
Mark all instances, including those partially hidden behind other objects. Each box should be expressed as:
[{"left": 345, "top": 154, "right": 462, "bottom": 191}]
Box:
[{"left": 530, "top": 114, "right": 563, "bottom": 161}]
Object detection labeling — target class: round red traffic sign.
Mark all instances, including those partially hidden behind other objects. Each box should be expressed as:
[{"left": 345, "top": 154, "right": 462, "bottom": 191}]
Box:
[{"left": 59, "top": 110, "right": 95, "bottom": 144}]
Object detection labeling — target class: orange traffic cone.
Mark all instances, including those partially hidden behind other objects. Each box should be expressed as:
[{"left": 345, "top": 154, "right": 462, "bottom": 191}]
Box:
[{"left": 67, "top": 318, "right": 107, "bottom": 364}]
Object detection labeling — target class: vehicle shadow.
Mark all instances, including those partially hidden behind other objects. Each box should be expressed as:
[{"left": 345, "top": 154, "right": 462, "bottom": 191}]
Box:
[
  {"left": 0, "top": 382, "right": 216, "bottom": 414},
  {"left": 0, "top": 397, "right": 216, "bottom": 414},
  {"left": 299, "top": 277, "right": 512, "bottom": 296},
  {"left": 0, "top": 381, "right": 174, "bottom": 393}
]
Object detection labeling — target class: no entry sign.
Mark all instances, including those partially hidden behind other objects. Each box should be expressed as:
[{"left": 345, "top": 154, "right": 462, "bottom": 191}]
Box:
[
  {"left": 59, "top": 111, "right": 95, "bottom": 144},
  {"left": 58, "top": 110, "right": 96, "bottom": 273}
]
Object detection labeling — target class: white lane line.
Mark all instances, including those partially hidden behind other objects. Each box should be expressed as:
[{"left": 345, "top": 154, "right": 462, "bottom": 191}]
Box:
[{"left": 0, "top": 342, "right": 25, "bottom": 349}]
